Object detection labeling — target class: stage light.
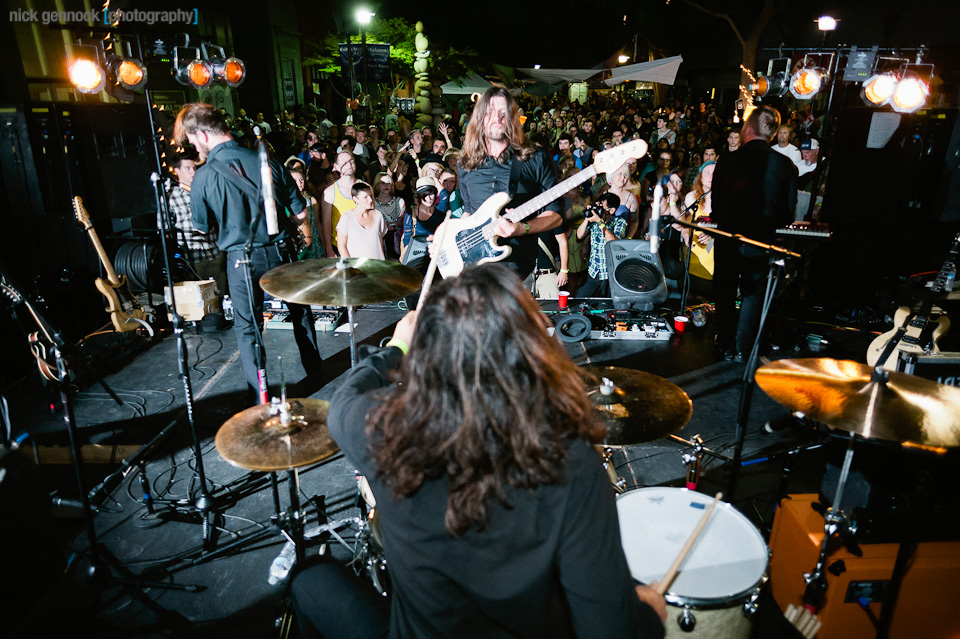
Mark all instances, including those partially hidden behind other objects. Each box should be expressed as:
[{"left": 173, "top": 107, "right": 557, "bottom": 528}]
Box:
[
  {"left": 816, "top": 16, "right": 837, "bottom": 31},
  {"left": 891, "top": 75, "right": 929, "bottom": 113},
  {"left": 861, "top": 72, "right": 898, "bottom": 106},
  {"left": 618, "top": 55, "right": 630, "bottom": 64},
  {"left": 790, "top": 67, "right": 827, "bottom": 99},
  {"left": 106, "top": 55, "right": 148, "bottom": 91},
  {"left": 750, "top": 71, "right": 789, "bottom": 98},
  {"left": 175, "top": 58, "right": 214, "bottom": 89},
  {"left": 68, "top": 58, "right": 106, "bottom": 94},
  {"left": 210, "top": 57, "right": 246, "bottom": 87}
]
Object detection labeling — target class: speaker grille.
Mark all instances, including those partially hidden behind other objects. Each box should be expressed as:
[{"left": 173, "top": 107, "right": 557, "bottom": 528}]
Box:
[{"left": 613, "top": 259, "right": 662, "bottom": 292}]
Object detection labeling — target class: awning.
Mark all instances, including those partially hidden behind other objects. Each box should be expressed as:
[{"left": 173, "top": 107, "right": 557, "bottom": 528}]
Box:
[
  {"left": 518, "top": 67, "right": 603, "bottom": 83},
  {"left": 604, "top": 55, "right": 684, "bottom": 87},
  {"left": 440, "top": 72, "right": 493, "bottom": 95}
]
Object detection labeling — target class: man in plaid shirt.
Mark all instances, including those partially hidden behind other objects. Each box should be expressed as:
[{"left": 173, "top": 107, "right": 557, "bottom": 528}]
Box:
[
  {"left": 163, "top": 151, "right": 226, "bottom": 293},
  {"left": 575, "top": 193, "right": 627, "bottom": 297}
]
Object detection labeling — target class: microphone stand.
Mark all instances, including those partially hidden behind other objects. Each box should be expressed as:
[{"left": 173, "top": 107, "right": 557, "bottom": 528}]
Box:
[
  {"left": 668, "top": 218, "right": 800, "bottom": 501},
  {"left": 664, "top": 190, "right": 709, "bottom": 313}
]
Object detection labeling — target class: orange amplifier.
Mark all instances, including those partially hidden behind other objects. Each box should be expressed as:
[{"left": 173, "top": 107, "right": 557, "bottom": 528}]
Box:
[{"left": 769, "top": 494, "right": 960, "bottom": 639}]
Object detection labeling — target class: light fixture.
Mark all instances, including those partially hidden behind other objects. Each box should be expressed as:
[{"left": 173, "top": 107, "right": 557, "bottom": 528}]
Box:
[
  {"left": 210, "top": 57, "right": 246, "bottom": 87},
  {"left": 750, "top": 71, "right": 789, "bottom": 98},
  {"left": 356, "top": 9, "right": 374, "bottom": 24},
  {"left": 891, "top": 74, "right": 929, "bottom": 113},
  {"left": 816, "top": 16, "right": 838, "bottom": 31},
  {"left": 68, "top": 58, "right": 106, "bottom": 94},
  {"left": 106, "top": 55, "right": 148, "bottom": 91},
  {"left": 618, "top": 54, "right": 630, "bottom": 64},
  {"left": 790, "top": 66, "right": 828, "bottom": 99},
  {"left": 861, "top": 72, "right": 898, "bottom": 106},
  {"left": 174, "top": 47, "right": 214, "bottom": 89}
]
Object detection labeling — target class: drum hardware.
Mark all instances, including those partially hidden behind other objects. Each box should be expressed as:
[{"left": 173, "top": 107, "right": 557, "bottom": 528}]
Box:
[
  {"left": 596, "top": 446, "right": 627, "bottom": 493},
  {"left": 580, "top": 366, "right": 693, "bottom": 446},
  {"left": 260, "top": 256, "right": 423, "bottom": 368},
  {"left": 755, "top": 358, "right": 960, "bottom": 638}
]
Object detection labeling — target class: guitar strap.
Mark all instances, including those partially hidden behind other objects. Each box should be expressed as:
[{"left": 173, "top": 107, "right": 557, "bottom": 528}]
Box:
[
  {"left": 206, "top": 159, "right": 296, "bottom": 239},
  {"left": 508, "top": 152, "right": 523, "bottom": 200}
]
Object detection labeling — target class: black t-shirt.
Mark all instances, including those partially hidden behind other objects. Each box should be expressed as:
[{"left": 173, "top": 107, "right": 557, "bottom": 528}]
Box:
[
  {"left": 458, "top": 147, "right": 561, "bottom": 278},
  {"left": 328, "top": 346, "right": 665, "bottom": 639}
]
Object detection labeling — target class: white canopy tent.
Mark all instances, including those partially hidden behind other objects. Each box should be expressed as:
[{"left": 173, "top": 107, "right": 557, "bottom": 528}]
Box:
[
  {"left": 440, "top": 72, "right": 493, "bottom": 95},
  {"left": 604, "top": 55, "right": 684, "bottom": 87},
  {"left": 517, "top": 67, "right": 603, "bottom": 83}
]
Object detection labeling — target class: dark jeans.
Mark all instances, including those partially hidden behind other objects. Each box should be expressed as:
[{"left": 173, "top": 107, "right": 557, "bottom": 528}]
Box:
[
  {"left": 292, "top": 561, "right": 390, "bottom": 639},
  {"left": 577, "top": 274, "right": 610, "bottom": 298},
  {"left": 226, "top": 244, "right": 322, "bottom": 398},
  {"left": 713, "top": 242, "right": 770, "bottom": 353}
]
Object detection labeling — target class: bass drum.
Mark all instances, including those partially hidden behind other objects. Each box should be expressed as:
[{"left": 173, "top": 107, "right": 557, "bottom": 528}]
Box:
[
  {"left": 354, "top": 474, "right": 388, "bottom": 595},
  {"left": 617, "top": 487, "right": 768, "bottom": 638}
]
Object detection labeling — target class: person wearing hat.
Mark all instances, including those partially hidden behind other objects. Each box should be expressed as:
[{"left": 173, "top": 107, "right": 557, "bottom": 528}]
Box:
[
  {"left": 798, "top": 138, "right": 819, "bottom": 179},
  {"left": 400, "top": 176, "right": 444, "bottom": 260},
  {"left": 797, "top": 138, "right": 823, "bottom": 218}
]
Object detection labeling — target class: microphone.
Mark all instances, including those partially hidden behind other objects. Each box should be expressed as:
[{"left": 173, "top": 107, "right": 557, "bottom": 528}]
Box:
[
  {"left": 650, "top": 182, "right": 662, "bottom": 254},
  {"left": 256, "top": 127, "right": 279, "bottom": 235}
]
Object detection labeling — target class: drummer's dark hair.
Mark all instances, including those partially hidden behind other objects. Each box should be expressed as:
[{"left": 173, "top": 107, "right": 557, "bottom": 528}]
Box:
[{"left": 367, "top": 264, "right": 602, "bottom": 536}]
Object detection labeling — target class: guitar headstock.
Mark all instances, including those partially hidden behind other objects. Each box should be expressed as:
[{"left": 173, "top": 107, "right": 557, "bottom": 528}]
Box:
[
  {"left": 73, "top": 196, "right": 93, "bottom": 230},
  {"left": 592, "top": 139, "right": 649, "bottom": 176}
]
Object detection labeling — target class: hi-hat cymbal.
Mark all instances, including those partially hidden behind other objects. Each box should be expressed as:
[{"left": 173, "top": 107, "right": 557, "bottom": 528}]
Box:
[
  {"left": 755, "top": 358, "right": 960, "bottom": 448},
  {"left": 260, "top": 257, "right": 423, "bottom": 306},
  {"left": 581, "top": 366, "right": 693, "bottom": 445},
  {"left": 215, "top": 399, "right": 338, "bottom": 471}
]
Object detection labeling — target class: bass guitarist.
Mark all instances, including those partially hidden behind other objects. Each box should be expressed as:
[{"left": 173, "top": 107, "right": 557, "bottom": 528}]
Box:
[{"left": 439, "top": 86, "right": 562, "bottom": 285}]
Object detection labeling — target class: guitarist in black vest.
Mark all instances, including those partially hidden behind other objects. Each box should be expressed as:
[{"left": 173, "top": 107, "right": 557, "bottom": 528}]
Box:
[
  {"left": 174, "top": 103, "right": 322, "bottom": 401},
  {"left": 455, "top": 86, "right": 563, "bottom": 281}
]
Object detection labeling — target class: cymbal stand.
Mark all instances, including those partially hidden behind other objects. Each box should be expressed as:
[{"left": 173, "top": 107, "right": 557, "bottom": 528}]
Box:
[
  {"left": 802, "top": 430, "right": 858, "bottom": 612},
  {"left": 668, "top": 433, "right": 731, "bottom": 490},
  {"left": 335, "top": 257, "right": 360, "bottom": 368}
]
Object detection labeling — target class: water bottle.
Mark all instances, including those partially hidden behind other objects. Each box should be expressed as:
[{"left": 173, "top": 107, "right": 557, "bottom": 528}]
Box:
[
  {"left": 267, "top": 541, "right": 296, "bottom": 585},
  {"left": 945, "top": 265, "right": 956, "bottom": 293},
  {"left": 691, "top": 308, "right": 707, "bottom": 328}
]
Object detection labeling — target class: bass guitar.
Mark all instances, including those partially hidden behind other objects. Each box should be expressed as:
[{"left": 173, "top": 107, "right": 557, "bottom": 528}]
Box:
[
  {"left": 433, "top": 140, "right": 648, "bottom": 279},
  {"left": 866, "top": 233, "right": 959, "bottom": 370},
  {"left": 0, "top": 277, "right": 58, "bottom": 381},
  {"left": 73, "top": 196, "right": 149, "bottom": 333}
]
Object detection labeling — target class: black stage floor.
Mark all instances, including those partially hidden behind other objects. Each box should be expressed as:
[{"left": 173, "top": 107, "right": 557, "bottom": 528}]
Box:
[{"left": 0, "top": 292, "right": 909, "bottom": 639}]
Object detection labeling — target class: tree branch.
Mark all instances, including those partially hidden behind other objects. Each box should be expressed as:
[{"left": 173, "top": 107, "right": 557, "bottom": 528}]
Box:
[{"left": 681, "top": 0, "right": 745, "bottom": 46}]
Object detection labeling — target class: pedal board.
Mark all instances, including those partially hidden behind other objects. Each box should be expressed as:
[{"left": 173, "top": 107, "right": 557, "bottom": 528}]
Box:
[{"left": 590, "top": 318, "right": 673, "bottom": 341}]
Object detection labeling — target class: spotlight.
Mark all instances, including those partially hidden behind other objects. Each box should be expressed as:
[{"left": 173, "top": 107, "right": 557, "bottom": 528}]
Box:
[
  {"left": 790, "top": 67, "right": 828, "bottom": 99},
  {"left": 210, "top": 57, "right": 246, "bottom": 87},
  {"left": 750, "top": 71, "right": 789, "bottom": 98},
  {"left": 861, "top": 72, "right": 898, "bottom": 106},
  {"left": 891, "top": 75, "right": 929, "bottom": 113},
  {"left": 175, "top": 58, "right": 214, "bottom": 89},
  {"left": 68, "top": 58, "right": 106, "bottom": 94},
  {"left": 106, "top": 55, "right": 148, "bottom": 91}
]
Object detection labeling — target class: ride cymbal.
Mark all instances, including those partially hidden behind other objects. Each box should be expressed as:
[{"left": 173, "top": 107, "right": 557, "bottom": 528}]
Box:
[
  {"left": 581, "top": 366, "right": 693, "bottom": 445},
  {"left": 755, "top": 358, "right": 960, "bottom": 448},
  {"left": 260, "top": 257, "right": 423, "bottom": 306},
  {"left": 215, "top": 399, "right": 339, "bottom": 471}
]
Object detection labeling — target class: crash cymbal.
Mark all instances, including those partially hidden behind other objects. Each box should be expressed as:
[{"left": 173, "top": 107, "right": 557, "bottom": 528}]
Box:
[
  {"left": 260, "top": 257, "right": 423, "bottom": 306},
  {"left": 755, "top": 358, "right": 960, "bottom": 448},
  {"left": 581, "top": 366, "right": 693, "bottom": 445},
  {"left": 215, "top": 399, "right": 338, "bottom": 471}
]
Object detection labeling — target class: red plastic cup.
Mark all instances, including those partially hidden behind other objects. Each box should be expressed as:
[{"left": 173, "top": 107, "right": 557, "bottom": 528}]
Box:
[
  {"left": 558, "top": 291, "right": 570, "bottom": 309},
  {"left": 674, "top": 315, "right": 689, "bottom": 333}
]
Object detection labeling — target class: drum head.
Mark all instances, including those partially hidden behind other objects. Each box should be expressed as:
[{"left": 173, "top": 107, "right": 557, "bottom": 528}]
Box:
[{"left": 617, "top": 487, "right": 768, "bottom": 603}]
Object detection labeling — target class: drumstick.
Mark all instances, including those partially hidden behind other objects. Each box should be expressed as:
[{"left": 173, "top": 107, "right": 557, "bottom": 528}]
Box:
[
  {"left": 656, "top": 492, "right": 722, "bottom": 595},
  {"left": 415, "top": 209, "right": 453, "bottom": 309}
]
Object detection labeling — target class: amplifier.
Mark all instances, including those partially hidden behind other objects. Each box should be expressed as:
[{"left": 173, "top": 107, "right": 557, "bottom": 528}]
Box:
[{"left": 898, "top": 352, "right": 960, "bottom": 386}]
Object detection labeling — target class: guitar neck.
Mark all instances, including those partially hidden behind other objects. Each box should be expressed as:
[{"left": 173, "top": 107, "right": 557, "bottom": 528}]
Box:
[
  {"left": 84, "top": 226, "right": 121, "bottom": 286},
  {"left": 502, "top": 165, "right": 598, "bottom": 224}
]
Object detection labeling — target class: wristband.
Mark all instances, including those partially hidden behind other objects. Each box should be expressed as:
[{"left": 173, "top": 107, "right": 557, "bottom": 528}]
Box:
[
  {"left": 522, "top": 222, "right": 530, "bottom": 236},
  {"left": 386, "top": 338, "right": 409, "bottom": 355},
  {"left": 560, "top": 269, "right": 569, "bottom": 274},
  {"left": 598, "top": 222, "right": 606, "bottom": 230}
]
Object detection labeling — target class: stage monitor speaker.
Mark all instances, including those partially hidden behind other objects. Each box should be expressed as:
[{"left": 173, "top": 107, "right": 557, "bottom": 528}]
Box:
[{"left": 605, "top": 240, "right": 668, "bottom": 310}]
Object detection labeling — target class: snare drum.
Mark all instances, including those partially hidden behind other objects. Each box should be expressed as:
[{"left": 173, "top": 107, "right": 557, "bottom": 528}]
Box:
[{"left": 616, "top": 487, "right": 768, "bottom": 638}]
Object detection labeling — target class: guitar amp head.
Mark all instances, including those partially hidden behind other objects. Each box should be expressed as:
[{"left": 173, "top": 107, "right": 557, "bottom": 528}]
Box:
[{"left": 899, "top": 352, "right": 960, "bottom": 387}]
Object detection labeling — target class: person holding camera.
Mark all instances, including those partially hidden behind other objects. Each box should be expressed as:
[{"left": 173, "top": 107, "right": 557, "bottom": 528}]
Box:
[{"left": 576, "top": 193, "right": 627, "bottom": 298}]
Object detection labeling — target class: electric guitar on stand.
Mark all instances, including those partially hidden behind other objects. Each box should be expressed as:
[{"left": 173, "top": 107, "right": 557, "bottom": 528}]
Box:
[
  {"left": 433, "top": 140, "right": 648, "bottom": 280},
  {"left": 73, "top": 196, "right": 150, "bottom": 333},
  {"left": 866, "top": 233, "right": 959, "bottom": 370}
]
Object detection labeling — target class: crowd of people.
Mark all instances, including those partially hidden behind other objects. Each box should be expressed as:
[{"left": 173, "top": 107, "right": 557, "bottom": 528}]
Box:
[{"left": 165, "top": 87, "right": 812, "bottom": 638}]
